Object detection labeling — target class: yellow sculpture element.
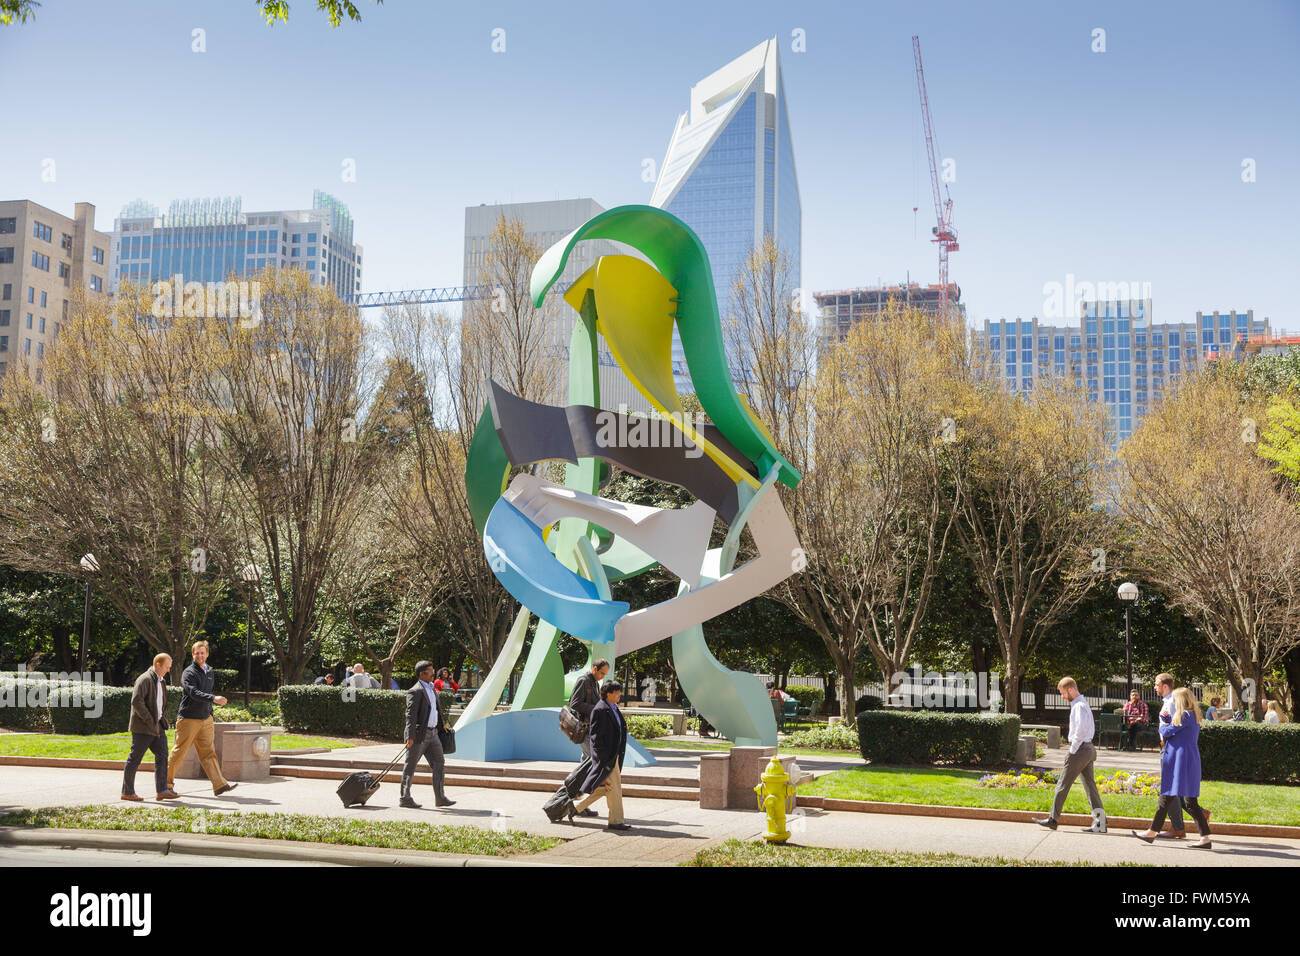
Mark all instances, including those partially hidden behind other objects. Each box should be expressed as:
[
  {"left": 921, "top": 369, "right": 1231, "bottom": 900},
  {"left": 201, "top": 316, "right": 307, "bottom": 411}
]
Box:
[
  {"left": 566, "top": 256, "right": 760, "bottom": 490},
  {"left": 754, "top": 754, "right": 796, "bottom": 844}
]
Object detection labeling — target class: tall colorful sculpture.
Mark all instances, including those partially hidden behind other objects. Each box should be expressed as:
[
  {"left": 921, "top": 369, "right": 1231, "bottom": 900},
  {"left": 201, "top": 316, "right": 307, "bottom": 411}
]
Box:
[{"left": 454, "top": 205, "right": 803, "bottom": 761}]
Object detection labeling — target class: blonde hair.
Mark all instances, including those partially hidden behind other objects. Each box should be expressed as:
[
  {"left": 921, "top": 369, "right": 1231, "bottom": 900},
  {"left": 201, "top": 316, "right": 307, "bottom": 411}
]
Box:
[
  {"left": 1170, "top": 687, "right": 1201, "bottom": 726},
  {"left": 191, "top": 640, "right": 209, "bottom": 653},
  {"left": 1266, "top": 701, "right": 1289, "bottom": 723},
  {"left": 153, "top": 653, "right": 171, "bottom": 666},
  {"left": 1057, "top": 677, "right": 1078, "bottom": 692}
]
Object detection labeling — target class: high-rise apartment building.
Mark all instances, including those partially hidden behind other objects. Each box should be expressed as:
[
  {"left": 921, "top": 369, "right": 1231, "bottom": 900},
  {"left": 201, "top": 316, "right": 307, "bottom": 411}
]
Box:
[
  {"left": 651, "top": 38, "right": 801, "bottom": 389},
  {"left": 815, "top": 283, "right": 965, "bottom": 349},
  {"left": 973, "top": 302, "right": 1271, "bottom": 444},
  {"left": 463, "top": 198, "right": 644, "bottom": 411},
  {"left": 111, "top": 191, "right": 362, "bottom": 301},
  {"left": 0, "top": 200, "right": 111, "bottom": 382}
]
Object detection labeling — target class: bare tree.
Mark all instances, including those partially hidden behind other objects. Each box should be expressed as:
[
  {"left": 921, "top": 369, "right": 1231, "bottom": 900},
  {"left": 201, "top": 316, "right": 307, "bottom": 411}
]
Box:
[
  {"left": 731, "top": 240, "right": 960, "bottom": 719},
  {"left": 947, "top": 376, "right": 1112, "bottom": 715},
  {"left": 197, "top": 268, "right": 380, "bottom": 685},
  {"left": 1118, "top": 373, "right": 1300, "bottom": 717},
  {"left": 0, "top": 284, "right": 237, "bottom": 678}
]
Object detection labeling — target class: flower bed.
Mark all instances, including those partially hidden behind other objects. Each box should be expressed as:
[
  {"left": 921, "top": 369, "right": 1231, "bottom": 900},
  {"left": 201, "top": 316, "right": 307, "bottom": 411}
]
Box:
[
  {"left": 1096, "top": 769, "right": 1159, "bottom": 796},
  {"left": 978, "top": 767, "right": 1058, "bottom": 789}
]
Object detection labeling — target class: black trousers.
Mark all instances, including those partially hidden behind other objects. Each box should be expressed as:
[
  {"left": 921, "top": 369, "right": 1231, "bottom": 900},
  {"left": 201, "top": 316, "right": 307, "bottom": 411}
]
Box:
[
  {"left": 122, "top": 730, "right": 168, "bottom": 795},
  {"left": 1151, "top": 794, "right": 1209, "bottom": 836},
  {"left": 401, "top": 730, "right": 446, "bottom": 801}
]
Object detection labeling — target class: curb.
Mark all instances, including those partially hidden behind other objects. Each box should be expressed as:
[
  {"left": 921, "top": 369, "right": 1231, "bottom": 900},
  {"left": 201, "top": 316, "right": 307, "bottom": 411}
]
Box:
[
  {"left": 792, "top": 795, "right": 1300, "bottom": 839},
  {"left": 0, "top": 826, "right": 557, "bottom": 867}
]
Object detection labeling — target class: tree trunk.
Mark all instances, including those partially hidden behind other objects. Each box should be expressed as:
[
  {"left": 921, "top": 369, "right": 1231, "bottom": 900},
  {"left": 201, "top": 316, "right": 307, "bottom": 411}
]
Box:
[
  {"left": 379, "top": 660, "right": 394, "bottom": 689},
  {"left": 52, "top": 626, "right": 73, "bottom": 672},
  {"left": 837, "top": 659, "right": 856, "bottom": 726},
  {"left": 1003, "top": 669, "right": 1022, "bottom": 716},
  {"left": 1282, "top": 646, "right": 1300, "bottom": 719}
]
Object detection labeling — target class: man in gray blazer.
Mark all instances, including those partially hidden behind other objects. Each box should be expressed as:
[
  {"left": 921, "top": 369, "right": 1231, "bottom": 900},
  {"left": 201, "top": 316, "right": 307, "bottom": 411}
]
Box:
[{"left": 122, "top": 654, "right": 178, "bottom": 802}]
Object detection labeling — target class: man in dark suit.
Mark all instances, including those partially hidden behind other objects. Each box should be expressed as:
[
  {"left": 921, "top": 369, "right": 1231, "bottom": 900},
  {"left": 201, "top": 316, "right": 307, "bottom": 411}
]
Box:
[
  {"left": 122, "top": 653, "right": 177, "bottom": 802},
  {"left": 573, "top": 679, "right": 631, "bottom": 831},
  {"left": 569, "top": 658, "right": 609, "bottom": 759},
  {"left": 400, "top": 660, "right": 455, "bottom": 809}
]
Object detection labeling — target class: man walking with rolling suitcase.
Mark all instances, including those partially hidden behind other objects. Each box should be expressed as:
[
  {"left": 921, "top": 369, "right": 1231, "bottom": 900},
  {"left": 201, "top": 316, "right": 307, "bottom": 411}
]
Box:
[{"left": 400, "top": 661, "right": 455, "bottom": 809}]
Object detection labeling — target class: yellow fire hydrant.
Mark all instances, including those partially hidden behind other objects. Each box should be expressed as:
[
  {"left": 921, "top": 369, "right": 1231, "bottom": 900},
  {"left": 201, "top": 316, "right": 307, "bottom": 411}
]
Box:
[{"left": 754, "top": 755, "right": 796, "bottom": 843}]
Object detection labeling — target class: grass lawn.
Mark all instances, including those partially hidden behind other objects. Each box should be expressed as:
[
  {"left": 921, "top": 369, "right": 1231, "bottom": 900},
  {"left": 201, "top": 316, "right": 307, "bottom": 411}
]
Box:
[
  {"left": 801, "top": 766, "right": 1300, "bottom": 826},
  {"left": 0, "top": 806, "right": 561, "bottom": 857},
  {"left": 683, "top": 838, "right": 1145, "bottom": 867},
  {"left": 641, "top": 738, "right": 858, "bottom": 759},
  {"left": 0, "top": 732, "right": 356, "bottom": 760}
]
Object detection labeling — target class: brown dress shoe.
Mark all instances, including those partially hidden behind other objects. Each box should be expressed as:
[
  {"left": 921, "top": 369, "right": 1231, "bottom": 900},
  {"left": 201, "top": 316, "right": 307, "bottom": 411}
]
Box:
[
  {"left": 213, "top": 783, "right": 237, "bottom": 796},
  {"left": 120, "top": 793, "right": 143, "bottom": 802},
  {"left": 156, "top": 790, "right": 180, "bottom": 800}
]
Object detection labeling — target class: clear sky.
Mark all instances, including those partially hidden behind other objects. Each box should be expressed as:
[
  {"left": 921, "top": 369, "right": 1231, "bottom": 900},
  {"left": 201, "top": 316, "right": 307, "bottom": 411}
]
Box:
[{"left": 2, "top": 0, "right": 1297, "bottom": 330}]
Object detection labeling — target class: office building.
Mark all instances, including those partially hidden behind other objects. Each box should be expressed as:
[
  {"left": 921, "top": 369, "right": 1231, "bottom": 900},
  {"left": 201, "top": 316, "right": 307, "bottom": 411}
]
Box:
[
  {"left": 463, "top": 198, "right": 644, "bottom": 411},
  {"left": 0, "top": 200, "right": 111, "bottom": 382},
  {"left": 111, "top": 191, "right": 362, "bottom": 301},
  {"left": 973, "top": 302, "right": 1272, "bottom": 444},
  {"left": 815, "top": 283, "right": 965, "bottom": 349},
  {"left": 651, "top": 38, "right": 801, "bottom": 389}
]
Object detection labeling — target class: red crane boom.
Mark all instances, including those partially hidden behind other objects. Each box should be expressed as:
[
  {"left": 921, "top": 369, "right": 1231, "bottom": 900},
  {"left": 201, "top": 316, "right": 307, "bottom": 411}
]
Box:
[{"left": 912, "top": 36, "right": 959, "bottom": 320}]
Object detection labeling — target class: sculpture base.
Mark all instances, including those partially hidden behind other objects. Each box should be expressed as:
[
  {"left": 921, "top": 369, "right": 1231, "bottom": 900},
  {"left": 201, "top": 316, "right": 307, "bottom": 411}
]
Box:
[{"left": 454, "top": 707, "right": 656, "bottom": 767}]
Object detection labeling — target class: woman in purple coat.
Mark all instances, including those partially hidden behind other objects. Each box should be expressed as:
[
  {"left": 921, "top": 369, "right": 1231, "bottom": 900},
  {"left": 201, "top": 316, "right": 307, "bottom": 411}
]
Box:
[{"left": 1133, "top": 688, "right": 1212, "bottom": 849}]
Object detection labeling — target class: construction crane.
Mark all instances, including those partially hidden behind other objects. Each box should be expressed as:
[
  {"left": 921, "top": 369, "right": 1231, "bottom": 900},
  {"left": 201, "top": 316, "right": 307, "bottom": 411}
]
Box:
[
  {"left": 912, "top": 35, "right": 959, "bottom": 321},
  {"left": 346, "top": 283, "right": 568, "bottom": 310}
]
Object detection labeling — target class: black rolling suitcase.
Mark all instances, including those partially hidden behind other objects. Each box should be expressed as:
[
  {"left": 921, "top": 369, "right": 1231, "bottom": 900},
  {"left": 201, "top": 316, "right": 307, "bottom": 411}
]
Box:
[
  {"left": 337, "top": 745, "right": 409, "bottom": 808},
  {"left": 543, "top": 755, "right": 593, "bottom": 822}
]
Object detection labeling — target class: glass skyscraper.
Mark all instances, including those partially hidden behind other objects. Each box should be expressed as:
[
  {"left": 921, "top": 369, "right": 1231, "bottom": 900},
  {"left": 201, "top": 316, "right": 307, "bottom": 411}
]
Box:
[
  {"left": 651, "top": 38, "right": 801, "bottom": 389},
  {"left": 975, "top": 303, "right": 1270, "bottom": 445},
  {"left": 111, "top": 191, "right": 362, "bottom": 301}
]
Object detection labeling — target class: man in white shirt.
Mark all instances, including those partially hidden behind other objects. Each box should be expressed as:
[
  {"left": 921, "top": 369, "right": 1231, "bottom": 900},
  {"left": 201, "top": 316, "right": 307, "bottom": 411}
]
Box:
[{"left": 1034, "top": 676, "right": 1106, "bottom": 832}]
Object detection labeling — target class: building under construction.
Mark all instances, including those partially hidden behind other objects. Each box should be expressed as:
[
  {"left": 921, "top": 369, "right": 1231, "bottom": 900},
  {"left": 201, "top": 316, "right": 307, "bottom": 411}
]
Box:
[{"left": 814, "top": 282, "right": 964, "bottom": 349}]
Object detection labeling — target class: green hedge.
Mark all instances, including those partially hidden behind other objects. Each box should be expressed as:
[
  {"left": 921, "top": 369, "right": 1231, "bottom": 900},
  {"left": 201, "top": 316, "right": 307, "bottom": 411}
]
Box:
[
  {"left": 626, "top": 714, "right": 673, "bottom": 739},
  {"left": 785, "top": 685, "right": 824, "bottom": 715},
  {"left": 278, "top": 685, "right": 452, "bottom": 740},
  {"left": 855, "top": 694, "right": 883, "bottom": 714},
  {"left": 856, "top": 710, "right": 1021, "bottom": 767},
  {"left": 1, "top": 675, "right": 185, "bottom": 735},
  {"left": 1199, "top": 722, "right": 1300, "bottom": 785}
]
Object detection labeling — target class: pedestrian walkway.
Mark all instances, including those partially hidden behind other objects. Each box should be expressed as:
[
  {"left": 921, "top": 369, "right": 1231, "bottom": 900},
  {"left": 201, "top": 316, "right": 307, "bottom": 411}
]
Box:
[
  {"left": 1, "top": 764, "right": 1295, "bottom": 867},
  {"left": 1031, "top": 746, "right": 1161, "bottom": 774}
]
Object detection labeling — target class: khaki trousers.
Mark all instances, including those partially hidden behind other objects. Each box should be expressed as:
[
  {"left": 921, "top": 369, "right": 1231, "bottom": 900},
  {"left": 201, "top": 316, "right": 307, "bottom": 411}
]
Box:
[
  {"left": 167, "top": 716, "right": 229, "bottom": 792},
  {"left": 575, "top": 764, "right": 624, "bottom": 825}
]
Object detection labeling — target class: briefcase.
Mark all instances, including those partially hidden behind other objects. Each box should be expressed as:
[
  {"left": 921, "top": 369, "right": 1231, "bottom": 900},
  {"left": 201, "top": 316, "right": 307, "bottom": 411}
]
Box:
[
  {"left": 438, "top": 725, "right": 456, "bottom": 755},
  {"left": 558, "top": 705, "right": 588, "bottom": 744}
]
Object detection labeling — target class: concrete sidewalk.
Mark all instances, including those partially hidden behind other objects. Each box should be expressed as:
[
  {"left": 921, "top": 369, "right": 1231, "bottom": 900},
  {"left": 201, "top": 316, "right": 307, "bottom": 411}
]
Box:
[{"left": 1, "top": 764, "right": 1296, "bottom": 867}]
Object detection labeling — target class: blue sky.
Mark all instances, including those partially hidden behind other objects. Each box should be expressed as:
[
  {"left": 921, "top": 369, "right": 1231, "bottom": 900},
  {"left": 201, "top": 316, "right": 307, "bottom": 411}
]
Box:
[{"left": 2, "top": 0, "right": 1297, "bottom": 329}]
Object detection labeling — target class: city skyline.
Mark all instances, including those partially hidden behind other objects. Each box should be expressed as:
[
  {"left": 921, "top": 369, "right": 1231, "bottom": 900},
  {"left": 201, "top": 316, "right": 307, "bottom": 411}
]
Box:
[{"left": 1, "top": 0, "right": 1296, "bottom": 330}]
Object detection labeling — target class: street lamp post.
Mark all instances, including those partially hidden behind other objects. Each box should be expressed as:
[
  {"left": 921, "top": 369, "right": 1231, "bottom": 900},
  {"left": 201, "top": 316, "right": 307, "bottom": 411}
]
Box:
[
  {"left": 78, "top": 553, "right": 99, "bottom": 674},
  {"left": 240, "top": 564, "right": 261, "bottom": 710},
  {"left": 1118, "top": 582, "right": 1140, "bottom": 699}
]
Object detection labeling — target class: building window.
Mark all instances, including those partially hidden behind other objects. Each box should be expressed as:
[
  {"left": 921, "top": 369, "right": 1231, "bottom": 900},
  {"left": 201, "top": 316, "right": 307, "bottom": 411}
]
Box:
[
  {"left": 92, "top": 247, "right": 104, "bottom": 265},
  {"left": 33, "top": 221, "right": 52, "bottom": 242},
  {"left": 0, "top": 336, "right": 7, "bottom": 351},
  {"left": 0, "top": 310, "right": 8, "bottom": 326},
  {"left": 58, "top": 262, "right": 70, "bottom": 280},
  {"left": 27, "top": 313, "right": 33, "bottom": 328},
  {"left": 38, "top": 317, "right": 45, "bottom": 333},
  {"left": 36, "top": 342, "right": 43, "bottom": 358},
  {"left": 24, "top": 338, "right": 31, "bottom": 354},
  {"left": 89, "top": 275, "right": 103, "bottom": 292},
  {"left": 60, "top": 233, "right": 73, "bottom": 251},
  {"left": 0, "top": 247, "right": 12, "bottom": 264},
  {"left": 39, "top": 291, "right": 46, "bottom": 307},
  {"left": 0, "top": 217, "right": 16, "bottom": 234},
  {"left": 1, "top": 284, "right": 9, "bottom": 300},
  {"left": 31, "top": 252, "right": 51, "bottom": 271}
]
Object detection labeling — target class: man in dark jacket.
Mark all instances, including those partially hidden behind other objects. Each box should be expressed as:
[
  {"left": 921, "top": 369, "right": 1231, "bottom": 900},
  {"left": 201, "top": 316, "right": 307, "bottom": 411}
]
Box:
[
  {"left": 122, "top": 653, "right": 177, "bottom": 802},
  {"left": 166, "top": 640, "right": 235, "bottom": 796},
  {"left": 400, "top": 660, "right": 455, "bottom": 809},
  {"left": 573, "top": 680, "right": 631, "bottom": 830},
  {"left": 569, "top": 658, "right": 609, "bottom": 758}
]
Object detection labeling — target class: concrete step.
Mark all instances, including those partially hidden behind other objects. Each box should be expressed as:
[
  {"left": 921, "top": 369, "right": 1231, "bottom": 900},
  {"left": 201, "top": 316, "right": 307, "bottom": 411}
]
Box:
[
  {"left": 271, "top": 754, "right": 698, "bottom": 792},
  {"left": 269, "top": 763, "right": 699, "bottom": 801}
]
